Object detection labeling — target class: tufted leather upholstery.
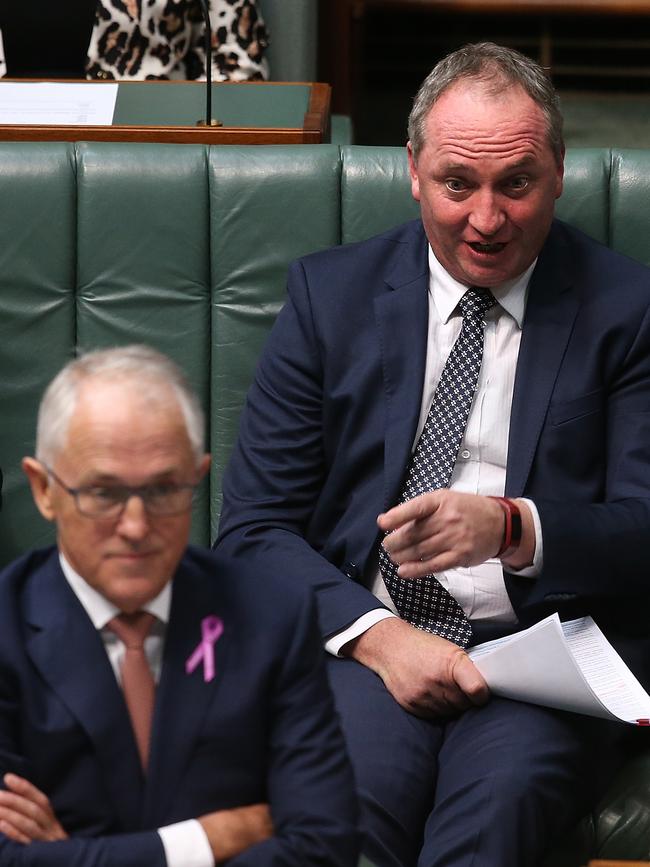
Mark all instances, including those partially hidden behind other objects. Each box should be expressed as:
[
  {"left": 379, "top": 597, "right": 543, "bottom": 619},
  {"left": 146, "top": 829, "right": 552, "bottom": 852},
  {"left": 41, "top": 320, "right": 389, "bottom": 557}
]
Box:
[{"left": 0, "top": 142, "right": 649, "bottom": 864}]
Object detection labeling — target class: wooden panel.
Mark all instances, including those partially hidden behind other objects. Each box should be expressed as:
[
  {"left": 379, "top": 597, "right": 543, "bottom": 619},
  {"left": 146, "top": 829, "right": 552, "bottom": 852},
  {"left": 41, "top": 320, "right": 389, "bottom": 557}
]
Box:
[
  {"left": 363, "top": 0, "right": 650, "bottom": 12},
  {"left": 588, "top": 861, "right": 650, "bottom": 866}
]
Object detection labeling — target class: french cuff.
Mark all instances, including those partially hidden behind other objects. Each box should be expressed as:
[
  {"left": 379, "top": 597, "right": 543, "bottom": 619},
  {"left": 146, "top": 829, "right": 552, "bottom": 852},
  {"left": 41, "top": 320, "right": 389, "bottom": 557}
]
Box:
[
  {"left": 504, "top": 498, "right": 543, "bottom": 577},
  {"left": 325, "top": 609, "right": 397, "bottom": 657},
  {"left": 159, "top": 819, "right": 214, "bottom": 867}
]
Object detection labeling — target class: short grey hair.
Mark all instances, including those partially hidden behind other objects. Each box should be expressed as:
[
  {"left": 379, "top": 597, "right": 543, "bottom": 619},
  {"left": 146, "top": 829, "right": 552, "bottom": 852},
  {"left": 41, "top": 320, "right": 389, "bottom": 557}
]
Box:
[
  {"left": 408, "top": 42, "right": 564, "bottom": 165},
  {"left": 36, "top": 345, "right": 205, "bottom": 465}
]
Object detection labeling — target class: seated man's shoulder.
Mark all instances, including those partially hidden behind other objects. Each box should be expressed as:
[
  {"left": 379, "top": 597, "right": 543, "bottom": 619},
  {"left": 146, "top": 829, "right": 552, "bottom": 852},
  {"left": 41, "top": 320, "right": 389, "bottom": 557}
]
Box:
[
  {"left": 297, "top": 218, "right": 424, "bottom": 271},
  {"left": 286, "top": 218, "right": 427, "bottom": 315},
  {"left": 180, "top": 545, "right": 316, "bottom": 629},
  {"left": 0, "top": 546, "right": 60, "bottom": 652},
  {"left": 0, "top": 546, "right": 59, "bottom": 598},
  {"left": 553, "top": 218, "right": 650, "bottom": 294}
]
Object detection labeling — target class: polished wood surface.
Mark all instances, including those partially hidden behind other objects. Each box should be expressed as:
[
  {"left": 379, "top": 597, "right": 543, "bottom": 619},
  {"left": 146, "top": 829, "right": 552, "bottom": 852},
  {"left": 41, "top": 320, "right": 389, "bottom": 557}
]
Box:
[
  {"left": 587, "top": 860, "right": 650, "bottom": 866},
  {"left": 355, "top": 0, "right": 650, "bottom": 13}
]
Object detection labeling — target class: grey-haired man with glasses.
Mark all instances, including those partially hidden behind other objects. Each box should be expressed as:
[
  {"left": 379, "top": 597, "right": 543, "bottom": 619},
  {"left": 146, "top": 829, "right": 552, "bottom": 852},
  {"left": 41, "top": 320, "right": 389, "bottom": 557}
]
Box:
[
  {"left": 0, "top": 345, "right": 358, "bottom": 867},
  {"left": 40, "top": 467, "right": 199, "bottom": 521}
]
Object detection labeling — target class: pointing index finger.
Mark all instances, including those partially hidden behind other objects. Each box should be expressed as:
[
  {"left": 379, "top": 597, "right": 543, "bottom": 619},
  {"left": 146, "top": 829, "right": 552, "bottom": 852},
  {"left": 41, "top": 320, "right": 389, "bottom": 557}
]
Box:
[{"left": 378, "top": 493, "right": 441, "bottom": 532}]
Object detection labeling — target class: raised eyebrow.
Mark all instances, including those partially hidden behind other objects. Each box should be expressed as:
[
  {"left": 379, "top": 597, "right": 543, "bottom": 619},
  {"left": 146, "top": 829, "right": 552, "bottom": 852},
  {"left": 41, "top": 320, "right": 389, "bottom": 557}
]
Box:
[
  {"left": 500, "top": 159, "right": 537, "bottom": 176},
  {"left": 441, "top": 164, "right": 472, "bottom": 175},
  {"left": 440, "top": 154, "right": 537, "bottom": 173}
]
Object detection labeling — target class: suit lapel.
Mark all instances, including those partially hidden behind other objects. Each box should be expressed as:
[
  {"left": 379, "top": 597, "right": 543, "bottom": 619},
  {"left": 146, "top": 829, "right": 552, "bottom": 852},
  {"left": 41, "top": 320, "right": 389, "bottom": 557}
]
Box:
[
  {"left": 23, "top": 553, "right": 144, "bottom": 830},
  {"left": 374, "top": 221, "right": 578, "bottom": 501},
  {"left": 143, "top": 559, "right": 232, "bottom": 825},
  {"left": 506, "top": 225, "right": 580, "bottom": 495},
  {"left": 375, "top": 224, "right": 430, "bottom": 507}
]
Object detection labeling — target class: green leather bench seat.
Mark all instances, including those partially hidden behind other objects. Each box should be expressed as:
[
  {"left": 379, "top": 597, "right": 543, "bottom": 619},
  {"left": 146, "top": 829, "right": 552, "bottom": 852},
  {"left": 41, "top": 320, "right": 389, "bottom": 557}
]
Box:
[{"left": 0, "top": 142, "right": 649, "bottom": 864}]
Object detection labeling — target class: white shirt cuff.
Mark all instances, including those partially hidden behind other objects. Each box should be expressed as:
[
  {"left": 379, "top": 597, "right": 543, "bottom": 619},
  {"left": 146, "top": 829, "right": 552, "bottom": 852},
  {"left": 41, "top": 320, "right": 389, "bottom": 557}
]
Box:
[
  {"left": 158, "top": 819, "right": 214, "bottom": 867},
  {"left": 505, "top": 498, "right": 543, "bottom": 577},
  {"left": 325, "top": 609, "right": 397, "bottom": 657}
]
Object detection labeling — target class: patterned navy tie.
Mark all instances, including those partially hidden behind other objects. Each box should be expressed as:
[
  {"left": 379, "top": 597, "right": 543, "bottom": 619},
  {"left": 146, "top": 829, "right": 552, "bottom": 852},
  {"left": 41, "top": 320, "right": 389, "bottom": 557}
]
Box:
[{"left": 379, "top": 287, "right": 497, "bottom": 647}]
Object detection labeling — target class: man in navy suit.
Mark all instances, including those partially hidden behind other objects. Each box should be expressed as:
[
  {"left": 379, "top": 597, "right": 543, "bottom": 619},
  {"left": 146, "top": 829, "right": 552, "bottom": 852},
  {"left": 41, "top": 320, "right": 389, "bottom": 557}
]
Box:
[
  {"left": 216, "top": 43, "right": 650, "bottom": 866},
  {"left": 0, "top": 345, "right": 359, "bottom": 866}
]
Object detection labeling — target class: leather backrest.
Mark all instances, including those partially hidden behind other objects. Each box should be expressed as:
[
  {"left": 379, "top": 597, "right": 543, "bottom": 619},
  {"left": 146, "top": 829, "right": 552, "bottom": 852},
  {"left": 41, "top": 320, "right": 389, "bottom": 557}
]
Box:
[
  {"left": 0, "top": 143, "right": 648, "bottom": 564},
  {"left": 208, "top": 145, "right": 341, "bottom": 535},
  {"left": 74, "top": 143, "right": 213, "bottom": 541},
  {"left": 0, "top": 144, "right": 77, "bottom": 555}
]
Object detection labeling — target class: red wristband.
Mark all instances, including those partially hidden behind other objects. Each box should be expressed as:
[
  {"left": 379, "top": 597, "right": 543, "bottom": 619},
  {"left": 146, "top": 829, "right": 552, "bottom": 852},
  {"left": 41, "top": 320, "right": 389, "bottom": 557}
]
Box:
[{"left": 489, "top": 497, "right": 522, "bottom": 559}]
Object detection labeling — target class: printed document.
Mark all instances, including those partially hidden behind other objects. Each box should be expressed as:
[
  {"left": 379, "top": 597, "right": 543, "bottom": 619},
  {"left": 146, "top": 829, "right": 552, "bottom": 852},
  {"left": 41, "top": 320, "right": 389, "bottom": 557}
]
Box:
[
  {"left": 468, "top": 613, "right": 650, "bottom": 725},
  {"left": 0, "top": 82, "right": 117, "bottom": 126}
]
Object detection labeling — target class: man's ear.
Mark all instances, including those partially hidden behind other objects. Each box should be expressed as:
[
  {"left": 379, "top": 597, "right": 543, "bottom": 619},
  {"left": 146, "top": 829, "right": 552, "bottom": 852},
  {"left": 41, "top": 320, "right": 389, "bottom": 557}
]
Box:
[
  {"left": 22, "top": 458, "right": 56, "bottom": 522},
  {"left": 554, "top": 145, "right": 565, "bottom": 200},
  {"left": 197, "top": 453, "right": 211, "bottom": 482},
  {"left": 407, "top": 141, "right": 421, "bottom": 203}
]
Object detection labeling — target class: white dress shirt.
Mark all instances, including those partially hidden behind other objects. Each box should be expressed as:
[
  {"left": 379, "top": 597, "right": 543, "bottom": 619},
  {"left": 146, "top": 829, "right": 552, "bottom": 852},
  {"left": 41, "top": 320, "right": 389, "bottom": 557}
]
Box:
[
  {"left": 326, "top": 247, "right": 543, "bottom": 656},
  {"left": 60, "top": 554, "right": 214, "bottom": 867}
]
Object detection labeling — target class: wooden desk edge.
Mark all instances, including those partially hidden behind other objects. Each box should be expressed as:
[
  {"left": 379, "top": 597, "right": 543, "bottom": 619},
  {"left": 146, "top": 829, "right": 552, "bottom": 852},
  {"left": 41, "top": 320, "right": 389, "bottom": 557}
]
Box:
[
  {"left": 0, "top": 124, "right": 324, "bottom": 144},
  {"left": 353, "top": 0, "right": 650, "bottom": 14},
  {"left": 587, "top": 860, "right": 650, "bottom": 866}
]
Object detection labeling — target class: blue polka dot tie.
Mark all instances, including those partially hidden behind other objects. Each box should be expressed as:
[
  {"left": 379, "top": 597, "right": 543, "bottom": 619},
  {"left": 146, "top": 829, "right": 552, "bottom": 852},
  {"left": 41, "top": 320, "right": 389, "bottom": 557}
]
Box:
[{"left": 379, "top": 288, "right": 496, "bottom": 647}]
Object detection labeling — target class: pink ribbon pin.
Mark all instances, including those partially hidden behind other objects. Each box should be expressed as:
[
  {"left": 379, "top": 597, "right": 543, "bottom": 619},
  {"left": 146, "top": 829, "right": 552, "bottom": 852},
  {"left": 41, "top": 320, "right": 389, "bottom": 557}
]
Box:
[{"left": 185, "top": 615, "right": 224, "bottom": 683}]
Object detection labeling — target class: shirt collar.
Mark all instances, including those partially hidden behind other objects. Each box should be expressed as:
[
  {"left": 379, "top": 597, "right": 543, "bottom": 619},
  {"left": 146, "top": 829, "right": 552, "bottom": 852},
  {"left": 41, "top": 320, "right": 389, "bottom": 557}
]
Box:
[
  {"left": 59, "top": 552, "right": 172, "bottom": 630},
  {"left": 427, "top": 245, "right": 535, "bottom": 329}
]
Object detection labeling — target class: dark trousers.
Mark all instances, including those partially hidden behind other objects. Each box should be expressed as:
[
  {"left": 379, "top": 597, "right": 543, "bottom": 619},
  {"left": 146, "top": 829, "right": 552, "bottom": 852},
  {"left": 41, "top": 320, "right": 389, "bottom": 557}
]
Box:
[{"left": 327, "top": 656, "right": 624, "bottom": 867}]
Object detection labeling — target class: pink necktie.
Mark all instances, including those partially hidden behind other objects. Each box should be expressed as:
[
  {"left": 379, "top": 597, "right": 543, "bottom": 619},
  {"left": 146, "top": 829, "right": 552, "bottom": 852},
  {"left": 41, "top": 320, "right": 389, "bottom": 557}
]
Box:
[{"left": 107, "top": 612, "right": 156, "bottom": 771}]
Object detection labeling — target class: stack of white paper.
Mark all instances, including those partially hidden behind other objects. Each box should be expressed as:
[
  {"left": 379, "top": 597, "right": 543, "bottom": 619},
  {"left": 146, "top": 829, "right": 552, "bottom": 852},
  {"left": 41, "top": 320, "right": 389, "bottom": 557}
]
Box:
[
  {"left": 468, "top": 613, "right": 650, "bottom": 725},
  {"left": 0, "top": 82, "right": 118, "bottom": 126}
]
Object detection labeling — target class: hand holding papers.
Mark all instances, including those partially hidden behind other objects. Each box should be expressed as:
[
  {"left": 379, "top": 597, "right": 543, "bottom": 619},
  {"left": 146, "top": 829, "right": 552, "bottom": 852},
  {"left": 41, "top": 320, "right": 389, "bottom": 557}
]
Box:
[{"left": 468, "top": 613, "right": 650, "bottom": 725}]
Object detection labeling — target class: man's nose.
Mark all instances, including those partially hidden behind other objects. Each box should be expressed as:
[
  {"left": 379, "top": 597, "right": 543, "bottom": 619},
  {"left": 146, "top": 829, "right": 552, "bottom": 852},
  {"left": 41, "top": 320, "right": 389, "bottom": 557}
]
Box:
[
  {"left": 468, "top": 190, "right": 506, "bottom": 237},
  {"left": 117, "top": 495, "right": 150, "bottom": 540}
]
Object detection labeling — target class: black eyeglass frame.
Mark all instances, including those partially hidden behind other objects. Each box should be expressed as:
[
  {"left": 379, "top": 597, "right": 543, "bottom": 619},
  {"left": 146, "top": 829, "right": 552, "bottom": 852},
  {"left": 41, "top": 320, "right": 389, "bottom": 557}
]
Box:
[{"left": 42, "top": 464, "right": 198, "bottom": 518}]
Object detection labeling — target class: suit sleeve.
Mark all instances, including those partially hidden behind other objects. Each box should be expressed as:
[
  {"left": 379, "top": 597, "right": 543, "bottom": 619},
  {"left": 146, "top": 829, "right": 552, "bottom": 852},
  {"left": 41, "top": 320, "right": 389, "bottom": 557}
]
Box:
[
  {"left": 0, "top": 823, "right": 166, "bottom": 866},
  {"left": 0, "top": 682, "right": 166, "bottom": 866},
  {"left": 216, "top": 259, "right": 385, "bottom": 637},
  {"left": 228, "top": 588, "right": 360, "bottom": 866}
]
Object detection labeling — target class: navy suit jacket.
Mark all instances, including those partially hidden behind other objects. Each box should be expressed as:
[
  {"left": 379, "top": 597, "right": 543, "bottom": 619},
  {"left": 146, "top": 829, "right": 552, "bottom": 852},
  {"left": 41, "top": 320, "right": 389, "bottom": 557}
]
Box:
[
  {"left": 217, "top": 218, "right": 650, "bottom": 689},
  {"left": 217, "top": 220, "right": 650, "bottom": 684},
  {"left": 0, "top": 545, "right": 359, "bottom": 865}
]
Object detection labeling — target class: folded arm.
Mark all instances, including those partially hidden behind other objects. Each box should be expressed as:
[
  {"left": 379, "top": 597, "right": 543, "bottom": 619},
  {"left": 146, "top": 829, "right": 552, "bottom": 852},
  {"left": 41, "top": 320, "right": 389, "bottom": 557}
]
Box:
[{"left": 0, "top": 778, "right": 272, "bottom": 866}]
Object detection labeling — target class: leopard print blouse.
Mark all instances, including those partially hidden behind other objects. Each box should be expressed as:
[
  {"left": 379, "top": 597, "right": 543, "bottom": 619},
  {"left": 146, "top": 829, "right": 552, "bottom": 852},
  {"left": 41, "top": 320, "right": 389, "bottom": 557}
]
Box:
[{"left": 0, "top": 0, "right": 268, "bottom": 81}]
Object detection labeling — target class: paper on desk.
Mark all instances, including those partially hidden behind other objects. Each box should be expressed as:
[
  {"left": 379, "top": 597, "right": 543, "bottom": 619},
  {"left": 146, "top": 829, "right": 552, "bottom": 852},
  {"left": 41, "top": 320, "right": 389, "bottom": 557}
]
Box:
[
  {"left": 0, "top": 82, "right": 118, "bottom": 126},
  {"left": 468, "top": 613, "right": 650, "bottom": 725}
]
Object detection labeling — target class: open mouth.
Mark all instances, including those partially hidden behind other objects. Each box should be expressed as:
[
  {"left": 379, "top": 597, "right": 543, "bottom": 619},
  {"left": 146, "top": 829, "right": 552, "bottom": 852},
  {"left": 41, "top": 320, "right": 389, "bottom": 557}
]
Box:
[{"left": 467, "top": 241, "right": 507, "bottom": 254}]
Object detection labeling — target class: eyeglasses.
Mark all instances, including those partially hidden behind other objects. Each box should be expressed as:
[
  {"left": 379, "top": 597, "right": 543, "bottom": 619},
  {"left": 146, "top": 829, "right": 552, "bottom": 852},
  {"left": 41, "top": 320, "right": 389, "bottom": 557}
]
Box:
[{"left": 43, "top": 465, "right": 197, "bottom": 518}]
